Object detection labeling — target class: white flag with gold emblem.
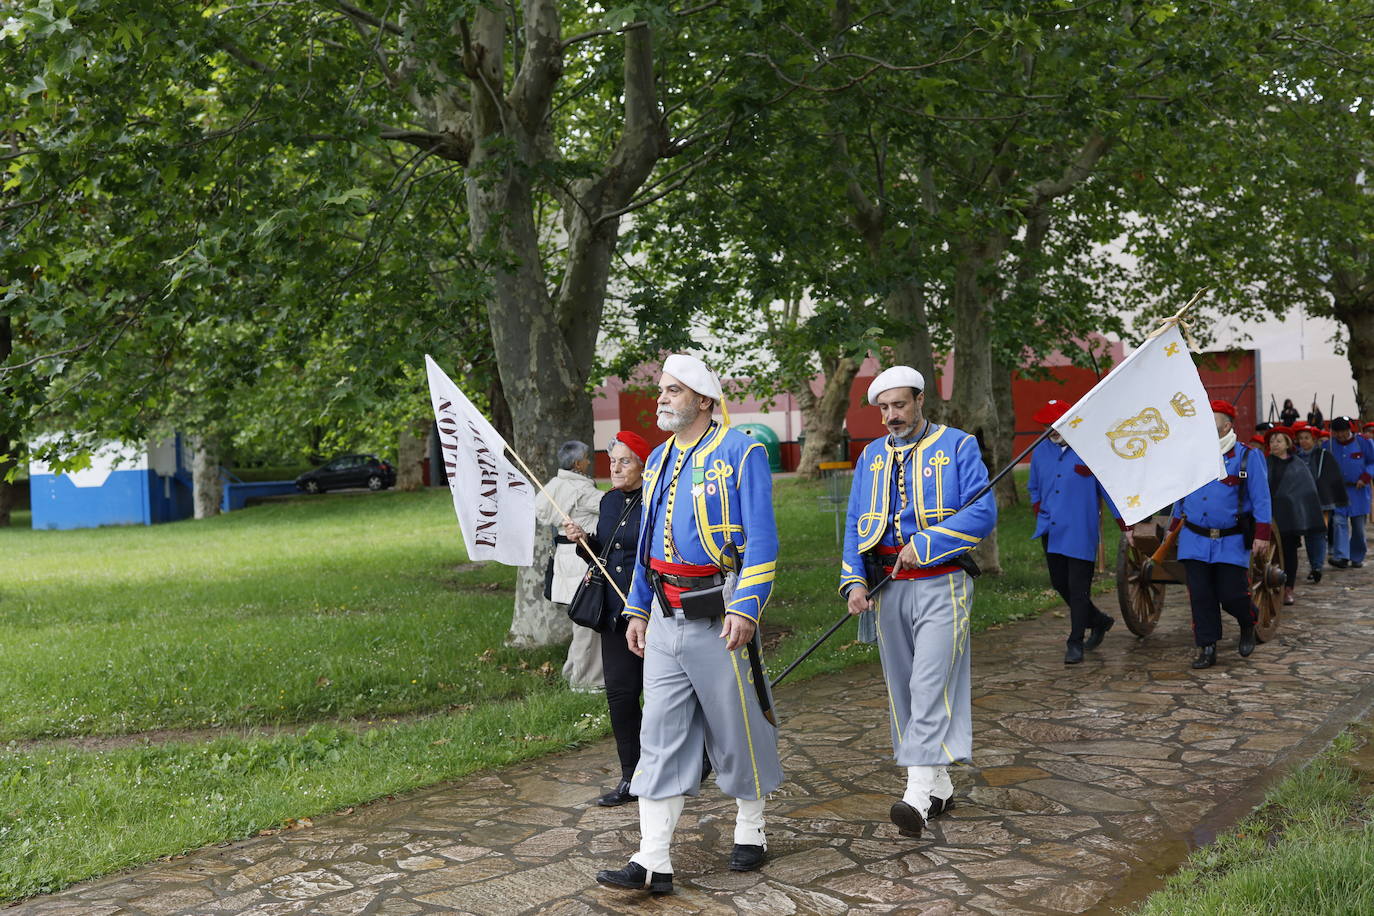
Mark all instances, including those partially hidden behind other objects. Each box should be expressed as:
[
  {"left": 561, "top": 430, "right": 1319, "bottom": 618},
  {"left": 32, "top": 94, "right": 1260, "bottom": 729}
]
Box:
[{"left": 1053, "top": 325, "right": 1225, "bottom": 525}]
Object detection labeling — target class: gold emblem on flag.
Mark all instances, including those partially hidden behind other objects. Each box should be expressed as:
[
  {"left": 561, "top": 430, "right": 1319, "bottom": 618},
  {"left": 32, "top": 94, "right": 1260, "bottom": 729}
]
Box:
[
  {"left": 1170, "top": 392, "right": 1196, "bottom": 417},
  {"left": 1106, "top": 407, "right": 1170, "bottom": 460},
  {"left": 1127, "top": 495, "right": 1141, "bottom": 508},
  {"left": 1165, "top": 342, "right": 1181, "bottom": 357},
  {"left": 1069, "top": 417, "right": 1084, "bottom": 428}
]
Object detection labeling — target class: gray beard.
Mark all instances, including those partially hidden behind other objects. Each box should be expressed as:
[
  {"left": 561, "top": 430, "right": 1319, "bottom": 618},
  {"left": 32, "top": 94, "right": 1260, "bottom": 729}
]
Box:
[{"left": 657, "top": 405, "right": 697, "bottom": 433}]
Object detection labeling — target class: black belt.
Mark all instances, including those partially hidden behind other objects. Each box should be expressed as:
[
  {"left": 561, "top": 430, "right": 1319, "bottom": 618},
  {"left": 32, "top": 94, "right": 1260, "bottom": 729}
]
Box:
[
  {"left": 655, "top": 571, "right": 723, "bottom": 589},
  {"left": 1184, "top": 520, "right": 1242, "bottom": 539},
  {"left": 649, "top": 570, "right": 725, "bottom": 618}
]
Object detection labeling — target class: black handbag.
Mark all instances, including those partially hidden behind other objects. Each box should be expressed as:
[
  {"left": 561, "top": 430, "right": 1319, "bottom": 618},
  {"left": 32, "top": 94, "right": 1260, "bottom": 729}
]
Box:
[{"left": 567, "top": 494, "right": 640, "bottom": 632}]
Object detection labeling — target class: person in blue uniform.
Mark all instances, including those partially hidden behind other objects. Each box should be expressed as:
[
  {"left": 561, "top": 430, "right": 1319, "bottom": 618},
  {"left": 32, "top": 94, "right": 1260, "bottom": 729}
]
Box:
[
  {"left": 1327, "top": 416, "right": 1374, "bottom": 568},
  {"left": 596, "top": 354, "right": 781, "bottom": 896},
  {"left": 839, "top": 365, "right": 997, "bottom": 840},
  {"left": 1027, "top": 398, "right": 1126, "bottom": 664},
  {"left": 1169, "top": 400, "right": 1272, "bottom": 669}
]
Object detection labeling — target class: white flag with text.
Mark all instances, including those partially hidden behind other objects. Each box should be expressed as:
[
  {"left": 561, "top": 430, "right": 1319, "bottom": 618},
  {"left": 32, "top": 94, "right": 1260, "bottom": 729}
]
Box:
[
  {"left": 424, "top": 355, "right": 535, "bottom": 566},
  {"left": 1053, "top": 325, "right": 1225, "bottom": 526}
]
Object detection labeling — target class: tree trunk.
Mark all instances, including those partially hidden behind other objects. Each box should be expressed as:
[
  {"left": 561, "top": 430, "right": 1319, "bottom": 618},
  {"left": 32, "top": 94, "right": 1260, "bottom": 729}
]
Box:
[
  {"left": 459, "top": 8, "right": 662, "bottom": 648},
  {"left": 886, "top": 280, "right": 944, "bottom": 420},
  {"left": 946, "top": 237, "right": 1008, "bottom": 576},
  {"left": 1330, "top": 278, "right": 1374, "bottom": 419},
  {"left": 794, "top": 355, "right": 861, "bottom": 479},
  {"left": 396, "top": 418, "right": 429, "bottom": 492},
  {"left": 191, "top": 437, "right": 222, "bottom": 520},
  {"left": 0, "top": 315, "right": 13, "bottom": 527}
]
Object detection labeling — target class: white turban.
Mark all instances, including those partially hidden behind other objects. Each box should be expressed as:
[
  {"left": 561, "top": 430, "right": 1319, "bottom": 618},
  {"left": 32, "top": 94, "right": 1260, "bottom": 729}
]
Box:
[
  {"left": 867, "top": 366, "right": 925, "bottom": 405},
  {"left": 662, "top": 353, "right": 723, "bottom": 401}
]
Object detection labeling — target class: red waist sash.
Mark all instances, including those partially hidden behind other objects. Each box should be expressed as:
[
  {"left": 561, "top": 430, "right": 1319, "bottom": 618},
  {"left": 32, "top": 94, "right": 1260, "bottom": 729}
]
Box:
[
  {"left": 874, "top": 545, "right": 960, "bottom": 580},
  {"left": 649, "top": 557, "right": 720, "bottom": 609}
]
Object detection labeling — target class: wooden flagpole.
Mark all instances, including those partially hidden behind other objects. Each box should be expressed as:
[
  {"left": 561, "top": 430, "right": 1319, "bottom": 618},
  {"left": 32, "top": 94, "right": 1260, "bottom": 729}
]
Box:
[{"left": 502, "top": 446, "right": 631, "bottom": 606}]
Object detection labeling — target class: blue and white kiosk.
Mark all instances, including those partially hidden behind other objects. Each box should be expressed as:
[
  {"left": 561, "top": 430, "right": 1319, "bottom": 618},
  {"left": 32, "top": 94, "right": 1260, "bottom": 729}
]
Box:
[{"left": 28, "top": 437, "right": 194, "bottom": 530}]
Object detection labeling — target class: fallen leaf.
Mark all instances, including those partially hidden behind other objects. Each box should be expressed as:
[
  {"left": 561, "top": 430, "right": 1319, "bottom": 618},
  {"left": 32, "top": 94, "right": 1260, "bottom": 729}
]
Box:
[
  {"left": 316, "top": 676, "right": 332, "bottom": 688},
  {"left": 431, "top": 738, "right": 451, "bottom": 746}
]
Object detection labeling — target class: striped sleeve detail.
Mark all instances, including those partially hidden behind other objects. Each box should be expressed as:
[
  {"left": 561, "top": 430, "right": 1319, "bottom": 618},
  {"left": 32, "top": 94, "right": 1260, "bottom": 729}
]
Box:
[
  {"left": 927, "top": 524, "right": 982, "bottom": 544},
  {"left": 622, "top": 605, "right": 651, "bottom": 621}
]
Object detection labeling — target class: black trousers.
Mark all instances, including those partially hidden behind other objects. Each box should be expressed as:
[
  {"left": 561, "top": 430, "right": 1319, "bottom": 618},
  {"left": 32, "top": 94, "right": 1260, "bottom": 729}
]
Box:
[
  {"left": 1182, "top": 560, "right": 1256, "bottom": 647},
  {"left": 600, "top": 617, "right": 643, "bottom": 780},
  {"left": 1280, "top": 532, "right": 1300, "bottom": 588},
  {"left": 1043, "top": 541, "right": 1111, "bottom": 643}
]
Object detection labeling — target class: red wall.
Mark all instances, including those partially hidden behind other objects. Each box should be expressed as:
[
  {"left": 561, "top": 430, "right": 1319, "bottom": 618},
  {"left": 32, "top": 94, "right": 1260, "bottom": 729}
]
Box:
[
  {"left": 1011, "top": 365, "right": 1111, "bottom": 459},
  {"left": 1197, "top": 349, "right": 1259, "bottom": 439}
]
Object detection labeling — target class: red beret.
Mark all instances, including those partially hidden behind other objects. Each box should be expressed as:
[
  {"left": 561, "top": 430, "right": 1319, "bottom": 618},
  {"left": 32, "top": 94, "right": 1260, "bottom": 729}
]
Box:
[
  {"left": 1264, "top": 425, "right": 1294, "bottom": 443},
  {"left": 1210, "top": 399, "right": 1237, "bottom": 419},
  {"left": 1363, "top": 421, "right": 1374, "bottom": 430},
  {"left": 1031, "top": 398, "right": 1072, "bottom": 425},
  {"left": 610, "top": 430, "right": 652, "bottom": 464}
]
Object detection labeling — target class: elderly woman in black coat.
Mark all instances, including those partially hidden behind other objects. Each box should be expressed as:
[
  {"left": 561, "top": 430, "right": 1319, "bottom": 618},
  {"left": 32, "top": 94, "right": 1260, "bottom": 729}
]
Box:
[{"left": 1266, "top": 427, "right": 1324, "bottom": 604}]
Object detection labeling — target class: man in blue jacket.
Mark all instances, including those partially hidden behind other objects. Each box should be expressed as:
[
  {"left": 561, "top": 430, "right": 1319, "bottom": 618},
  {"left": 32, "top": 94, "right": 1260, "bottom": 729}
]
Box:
[
  {"left": 1327, "top": 416, "right": 1374, "bottom": 568},
  {"left": 597, "top": 353, "right": 781, "bottom": 896},
  {"left": 1028, "top": 399, "right": 1126, "bottom": 665},
  {"left": 839, "top": 365, "right": 997, "bottom": 840},
  {"left": 1170, "top": 400, "right": 1272, "bottom": 669}
]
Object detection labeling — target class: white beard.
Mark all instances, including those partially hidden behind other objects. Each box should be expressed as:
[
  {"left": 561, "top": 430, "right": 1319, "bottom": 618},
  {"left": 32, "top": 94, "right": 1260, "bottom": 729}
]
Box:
[{"left": 657, "top": 405, "right": 696, "bottom": 433}]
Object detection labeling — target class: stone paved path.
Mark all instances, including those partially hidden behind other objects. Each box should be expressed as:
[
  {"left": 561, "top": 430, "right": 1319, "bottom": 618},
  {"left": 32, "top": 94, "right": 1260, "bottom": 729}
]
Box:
[{"left": 16, "top": 563, "right": 1374, "bottom": 915}]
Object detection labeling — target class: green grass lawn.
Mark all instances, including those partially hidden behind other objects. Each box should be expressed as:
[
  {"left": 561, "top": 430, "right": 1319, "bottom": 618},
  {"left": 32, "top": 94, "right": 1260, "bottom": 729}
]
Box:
[
  {"left": 1132, "top": 725, "right": 1374, "bottom": 916},
  {"left": 0, "top": 474, "right": 1081, "bottom": 899}
]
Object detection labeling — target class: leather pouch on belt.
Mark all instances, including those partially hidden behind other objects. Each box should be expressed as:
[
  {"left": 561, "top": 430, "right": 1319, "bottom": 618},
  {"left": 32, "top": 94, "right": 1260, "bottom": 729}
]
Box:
[{"left": 679, "top": 583, "right": 727, "bottom": 620}]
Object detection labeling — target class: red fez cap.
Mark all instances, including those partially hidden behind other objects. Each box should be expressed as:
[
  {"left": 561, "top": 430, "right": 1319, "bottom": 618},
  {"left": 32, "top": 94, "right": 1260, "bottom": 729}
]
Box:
[
  {"left": 1363, "top": 421, "right": 1374, "bottom": 431},
  {"left": 1210, "top": 399, "right": 1237, "bottom": 419},
  {"left": 1031, "top": 398, "right": 1072, "bottom": 425},
  {"left": 1291, "top": 419, "right": 1308, "bottom": 431},
  {"left": 1250, "top": 434, "right": 1265, "bottom": 444},
  {"left": 610, "top": 430, "right": 652, "bottom": 464}
]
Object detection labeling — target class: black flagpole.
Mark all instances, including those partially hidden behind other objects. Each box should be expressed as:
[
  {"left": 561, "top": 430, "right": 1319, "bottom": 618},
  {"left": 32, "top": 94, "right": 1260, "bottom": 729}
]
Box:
[{"left": 770, "top": 426, "right": 1053, "bottom": 690}]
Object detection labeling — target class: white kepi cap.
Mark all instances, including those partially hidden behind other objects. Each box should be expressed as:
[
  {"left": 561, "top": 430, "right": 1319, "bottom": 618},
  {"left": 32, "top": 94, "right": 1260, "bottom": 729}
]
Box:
[
  {"left": 867, "top": 366, "right": 925, "bottom": 405},
  {"left": 662, "top": 353, "right": 724, "bottom": 401}
]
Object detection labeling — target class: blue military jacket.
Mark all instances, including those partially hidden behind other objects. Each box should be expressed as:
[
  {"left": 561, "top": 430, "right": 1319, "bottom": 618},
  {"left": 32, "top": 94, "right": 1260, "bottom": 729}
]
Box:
[
  {"left": 839, "top": 423, "right": 998, "bottom": 595},
  {"left": 1172, "top": 444, "right": 1272, "bottom": 568},
  {"left": 1326, "top": 435, "right": 1374, "bottom": 517},
  {"left": 623, "top": 422, "right": 779, "bottom": 623},
  {"left": 1027, "top": 439, "right": 1122, "bottom": 563}
]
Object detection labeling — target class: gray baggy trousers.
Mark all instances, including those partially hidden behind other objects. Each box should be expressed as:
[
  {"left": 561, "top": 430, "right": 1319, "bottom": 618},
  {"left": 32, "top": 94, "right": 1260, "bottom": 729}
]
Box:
[
  {"left": 630, "top": 602, "right": 783, "bottom": 801},
  {"left": 875, "top": 572, "right": 974, "bottom": 766}
]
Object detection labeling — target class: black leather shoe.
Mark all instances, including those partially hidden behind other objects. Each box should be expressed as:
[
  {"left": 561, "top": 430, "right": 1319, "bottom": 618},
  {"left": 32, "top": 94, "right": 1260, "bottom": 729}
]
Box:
[
  {"left": 596, "top": 861, "right": 673, "bottom": 894},
  {"left": 1064, "top": 641, "right": 1085, "bottom": 665},
  {"left": 890, "top": 800, "right": 927, "bottom": 838},
  {"left": 1353, "top": 561, "right": 1364, "bottom": 568},
  {"left": 1313, "top": 569, "right": 1323, "bottom": 583},
  {"left": 595, "top": 779, "right": 636, "bottom": 807},
  {"left": 1191, "top": 644, "right": 1217, "bottom": 669},
  {"left": 1331, "top": 558, "right": 1350, "bottom": 568},
  {"left": 1238, "top": 623, "right": 1257, "bottom": 658},
  {"left": 928, "top": 795, "right": 954, "bottom": 818},
  {"left": 1084, "top": 616, "right": 1114, "bottom": 650},
  {"left": 729, "top": 843, "right": 767, "bottom": 872}
]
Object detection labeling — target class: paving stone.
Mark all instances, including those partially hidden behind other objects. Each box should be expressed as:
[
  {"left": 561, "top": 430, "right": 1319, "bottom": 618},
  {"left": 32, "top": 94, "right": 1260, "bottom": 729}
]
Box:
[{"left": 16, "top": 564, "right": 1374, "bottom": 916}]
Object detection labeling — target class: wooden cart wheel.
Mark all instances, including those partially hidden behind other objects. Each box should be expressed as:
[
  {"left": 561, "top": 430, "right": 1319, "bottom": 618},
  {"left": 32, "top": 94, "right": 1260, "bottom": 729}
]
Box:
[
  {"left": 1249, "top": 527, "right": 1284, "bottom": 643},
  {"left": 1117, "top": 535, "right": 1166, "bottom": 637}
]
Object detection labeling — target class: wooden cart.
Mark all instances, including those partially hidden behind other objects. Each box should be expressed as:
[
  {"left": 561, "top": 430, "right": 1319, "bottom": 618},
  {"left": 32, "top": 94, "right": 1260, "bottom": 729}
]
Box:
[{"left": 1115, "top": 515, "right": 1285, "bottom": 642}]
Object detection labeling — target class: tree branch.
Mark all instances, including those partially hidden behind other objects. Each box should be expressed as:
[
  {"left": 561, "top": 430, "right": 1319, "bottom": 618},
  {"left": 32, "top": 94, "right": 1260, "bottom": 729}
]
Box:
[{"left": 330, "top": 1, "right": 404, "bottom": 36}]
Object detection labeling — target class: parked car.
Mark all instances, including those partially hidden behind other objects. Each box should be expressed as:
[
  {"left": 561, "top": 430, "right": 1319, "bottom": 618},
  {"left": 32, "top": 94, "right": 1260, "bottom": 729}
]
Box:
[{"left": 295, "top": 455, "right": 396, "bottom": 494}]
